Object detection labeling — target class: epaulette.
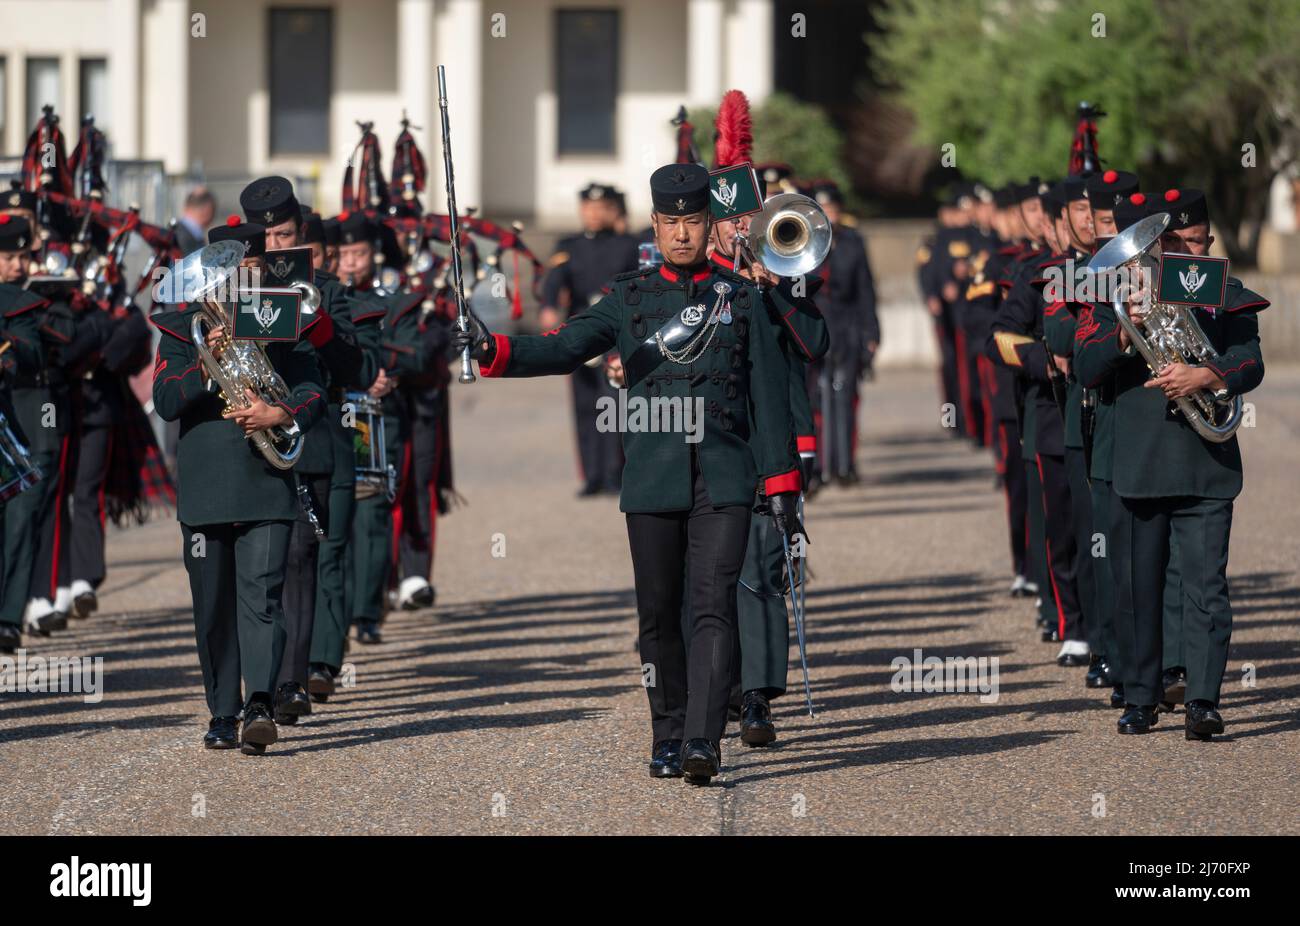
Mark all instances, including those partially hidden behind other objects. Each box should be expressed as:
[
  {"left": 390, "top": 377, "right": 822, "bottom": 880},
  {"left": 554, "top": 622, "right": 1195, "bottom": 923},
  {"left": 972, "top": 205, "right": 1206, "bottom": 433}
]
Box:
[
  {"left": 1223, "top": 277, "right": 1270, "bottom": 313},
  {"left": 2, "top": 290, "right": 49, "bottom": 318},
  {"left": 150, "top": 308, "right": 197, "bottom": 342},
  {"left": 547, "top": 250, "right": 570, "bottom": 269},
  {"left": 613, "top": 266, "right": 657, "bottom": 283},
  {"left": 966, "top": 281, "right": 996, "bottom": 301},
  {"left": 915, "top": 245, "right": 931, "bottom": 265},
  {"left": 947, "top": 240, "right": 971, "bottom": 259},
  {"left": 839, "top": 213, "right": 859, "bottom": 229},
  {"left": 711, "top": 265, "right": 754, "bottom": 289}
]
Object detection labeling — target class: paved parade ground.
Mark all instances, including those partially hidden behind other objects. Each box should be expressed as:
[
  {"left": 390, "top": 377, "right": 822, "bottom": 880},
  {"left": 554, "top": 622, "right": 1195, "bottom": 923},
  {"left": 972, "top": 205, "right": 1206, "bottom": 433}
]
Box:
[{"left": 2, "top": 367, "right": 1298, "bottom": 836}]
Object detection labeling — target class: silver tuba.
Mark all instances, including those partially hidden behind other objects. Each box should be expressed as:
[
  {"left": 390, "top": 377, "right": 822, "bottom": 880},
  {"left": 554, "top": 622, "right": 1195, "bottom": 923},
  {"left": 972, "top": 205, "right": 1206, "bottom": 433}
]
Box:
[
  {"left": 156, "top": 241, "right": 306, "bottom": 469},
  {"left": 1087, "top": 213, "right": 1243, "bottom": 443},
  {"left": 741, "top": 193, "right": 834, "bottom": 278}
]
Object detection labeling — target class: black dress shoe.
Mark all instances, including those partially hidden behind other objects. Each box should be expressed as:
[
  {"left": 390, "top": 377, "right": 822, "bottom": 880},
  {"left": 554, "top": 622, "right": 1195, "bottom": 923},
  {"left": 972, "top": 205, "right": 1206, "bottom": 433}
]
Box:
[
  {"left": 1085, "top": 654, "right": 1111, "bottom": 688},
  {"left": 740, "top": 690, "right": 776, "bottom": 747},
  {"left": 1161, "top": 666, "right": 1187, "bottom": 705},
  {"left": 680, "top": 738, "right": 720, "bottom": 785},
  {"left": 1040, "top": 626, "right": 1060, "bottom": 643},
  {"left": 577, "top": 481, "right": 602, "bottom": 498},
  {"left": 203, "top": 716, "right": 239, "bottom": 750},
  {"left": 648, "top": 739, "right": 683, "bottom": 778},
  {"left": 1117, "top": 704, "right": 1159, "bottom": 734},
  {"left": 355, "top": 620, "right": 383, "bottom": 645},
  {"left": 1110, "top": 684, "right": 1125, "bottom": 709},
  {"left": 0, "top": 624, "right": 20, "bottom": 653},
  {"left": 73, "top": 591, "right": 98, "bottom": 620},
  {"left": 273, "top": 682, "right": 312, "bottom": 725},
  {"left": 1185, "top": 699, "right": 1224, "bottom": 741},
  {"left": 307, "top": 664, "right": 336, "bottom": 703},
  {"left": 240, "top": 700, "right": 278, "bottom": 755}
]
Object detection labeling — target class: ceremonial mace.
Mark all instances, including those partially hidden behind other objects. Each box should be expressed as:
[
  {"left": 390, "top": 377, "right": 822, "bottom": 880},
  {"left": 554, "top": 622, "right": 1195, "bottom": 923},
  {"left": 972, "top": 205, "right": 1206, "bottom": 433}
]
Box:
[{"left": 437, "top": 65, "right": 475, "bottom": 384}]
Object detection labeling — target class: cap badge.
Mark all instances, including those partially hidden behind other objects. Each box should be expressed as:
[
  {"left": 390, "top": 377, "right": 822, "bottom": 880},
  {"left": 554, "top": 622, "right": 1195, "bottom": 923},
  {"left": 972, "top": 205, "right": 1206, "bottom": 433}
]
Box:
[
  {"left": 264, "top": 210, "right": 275, "bottom": 223},
  {"left": 676, "top": 198, "right": 686, "bottom": 211}
]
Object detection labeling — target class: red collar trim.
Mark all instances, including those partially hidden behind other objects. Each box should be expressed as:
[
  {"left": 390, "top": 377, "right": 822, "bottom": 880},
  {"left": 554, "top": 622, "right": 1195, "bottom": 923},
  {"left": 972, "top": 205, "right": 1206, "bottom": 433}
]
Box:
[
  {"left": 708, "top": 252, "right": 737, "bottom": 273},
  {"left": 659, "top": 263, "right": 712, "bottom": 284}
]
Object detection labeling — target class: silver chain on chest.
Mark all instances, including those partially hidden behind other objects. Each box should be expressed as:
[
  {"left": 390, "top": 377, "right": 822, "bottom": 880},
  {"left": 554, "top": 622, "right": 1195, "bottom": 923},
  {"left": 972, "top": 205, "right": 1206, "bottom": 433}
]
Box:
[{"left": 656, "top": 282, "right": 730, "bottom": 367}]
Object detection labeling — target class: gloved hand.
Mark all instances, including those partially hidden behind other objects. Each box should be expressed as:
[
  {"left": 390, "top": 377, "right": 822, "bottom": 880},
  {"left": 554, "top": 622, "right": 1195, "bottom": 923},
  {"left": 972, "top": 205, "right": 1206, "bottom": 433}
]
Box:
[
  {"left": 768, "top": 492, "right": 807, "bottom": 546},
  {"left": 449, "top": 309, "right": 495, "bottom": 364}
]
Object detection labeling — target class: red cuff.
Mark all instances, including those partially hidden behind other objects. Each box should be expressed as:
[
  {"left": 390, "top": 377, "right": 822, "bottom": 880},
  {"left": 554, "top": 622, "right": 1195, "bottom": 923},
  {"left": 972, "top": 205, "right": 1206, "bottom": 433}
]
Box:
[
  {"left": 305, "top": 311, "right": 334, "bottom": 348},
  {"left": 796, "top": 435, "right": 816, "bottom": 453},
  {"left": 480, "top": 332, "right": 512, "bottom": 377},
  {"left": 764, "top": 469, "right": 802, "bottom": 496}
]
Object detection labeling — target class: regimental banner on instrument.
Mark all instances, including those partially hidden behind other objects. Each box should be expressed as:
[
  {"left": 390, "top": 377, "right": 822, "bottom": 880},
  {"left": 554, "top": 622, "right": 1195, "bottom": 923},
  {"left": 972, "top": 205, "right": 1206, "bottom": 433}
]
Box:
[
  {"left": 231, "top": 288, "right": 302, "bottom": 341},
  {"left": 1158, "top": 252, "right": 1228, "bottom": 309},
  {"left": 708, "top": 163, "right": 763, "bottom": 220},
  {"left": 263, "top": 246, "right": 315, "bottom": 288}
]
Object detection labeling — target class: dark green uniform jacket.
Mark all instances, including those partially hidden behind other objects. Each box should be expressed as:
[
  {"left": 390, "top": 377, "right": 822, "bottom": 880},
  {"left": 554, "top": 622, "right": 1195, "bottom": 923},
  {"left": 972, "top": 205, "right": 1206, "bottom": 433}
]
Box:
[
  {"left": 481, "top": 262, "right": 799, "bottom": 512},
  {"left": 294, "top": 271, "right": 365, "bottom": 475},
  {"left": 151, "top": 308, "right": 327, "bottom": 525},
  {"left": 1073, "top": 280, "right": 1267, "bottom": 500},
  {"left": 0, "top": 285, "right": 47, "bottom": 444}
]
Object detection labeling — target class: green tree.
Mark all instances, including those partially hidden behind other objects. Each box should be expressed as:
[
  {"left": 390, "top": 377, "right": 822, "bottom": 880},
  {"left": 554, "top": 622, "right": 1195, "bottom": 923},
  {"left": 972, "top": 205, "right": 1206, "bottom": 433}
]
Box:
[
  {"left": 688, "top": 92, "right": 851, "bottom": 192},
  {"left": 871, "top": 0, "right": 1300, "bottom": 265}
]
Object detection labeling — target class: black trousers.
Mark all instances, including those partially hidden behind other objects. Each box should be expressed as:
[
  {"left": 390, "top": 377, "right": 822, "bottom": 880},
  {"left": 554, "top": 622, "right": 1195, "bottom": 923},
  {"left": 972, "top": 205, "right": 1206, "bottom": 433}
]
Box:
[
  {"left": 625, "top": 458, "right": 750, "bottom": 745},
  {"left": 1110, "top": 495, "right": 1233, "bottom": 706},
  {"left": 1065, "top": 447, "right": 1098, "bottom": 650},
  {"left": 70, "top": 421, "right": 113, "bottom": 588},
  {"left": 735, "top": 497, "right": 789, "bottom": 697},
  {"left": 278, "top": 474, "right": 330, "bottom": 689},
  {"left": 1090, "top": 478, "right": 1120, "bottom": 672},
  {"left": 1036, "top": 452, "right": 1082, "bottom": 641},
  {"left": 815, "top": 360, "right": 859, "bottom": 479},
  {"left": 570, "top": 365, "right": 622, "bottom": 491},
  {"left": 997, "top": 420, "right": 1027, "bottom": 577},
  {"left": 398, "top": 412, "right": 437, "bottom": 583},
  {"left": 181, "top": 520, "right": 291, "bottom": 718}
]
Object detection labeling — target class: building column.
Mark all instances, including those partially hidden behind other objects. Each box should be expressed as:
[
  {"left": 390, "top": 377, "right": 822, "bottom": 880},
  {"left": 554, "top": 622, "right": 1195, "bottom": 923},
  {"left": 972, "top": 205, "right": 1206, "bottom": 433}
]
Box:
[
  {"left": 398, "top": 0, "right": 436, "bottom": 153},
  {"left": 433, "top": 0, "right": 482, "bottom": 212},
  {"left": 107, "top": 0, "right": 141, "bottom": 158},
  {"left": 687, "top": 0, "right": 725, "bottom": 107},
  {"left": 726, "top": 0, "right": 774, "bottom": 103}
]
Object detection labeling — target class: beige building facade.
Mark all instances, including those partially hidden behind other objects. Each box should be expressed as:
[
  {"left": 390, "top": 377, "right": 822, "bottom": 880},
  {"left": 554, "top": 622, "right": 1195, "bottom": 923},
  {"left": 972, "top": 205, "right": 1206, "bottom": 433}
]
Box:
[{"left": 0, "top": 0, "right": 775, "bottom": 225}]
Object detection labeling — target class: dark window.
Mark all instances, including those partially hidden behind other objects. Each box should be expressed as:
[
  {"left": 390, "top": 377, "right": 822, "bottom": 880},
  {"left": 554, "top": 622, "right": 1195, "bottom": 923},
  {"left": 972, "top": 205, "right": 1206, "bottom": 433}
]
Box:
[
  {"left": 555, "top": 10, "right": 618, "bottom": 154},
  {"left": 269, "top": 8, "right": 332, "bottom": 155},
  {"left": 79, "top": 59, "right": 110, "bottom": 134}
]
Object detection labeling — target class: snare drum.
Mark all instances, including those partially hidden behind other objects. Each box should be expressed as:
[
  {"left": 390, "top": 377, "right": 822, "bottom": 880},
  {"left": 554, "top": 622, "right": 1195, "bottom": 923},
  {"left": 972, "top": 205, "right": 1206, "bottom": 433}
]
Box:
[{"left": 347, "top": 391, "right": 395, "bottom": 500}]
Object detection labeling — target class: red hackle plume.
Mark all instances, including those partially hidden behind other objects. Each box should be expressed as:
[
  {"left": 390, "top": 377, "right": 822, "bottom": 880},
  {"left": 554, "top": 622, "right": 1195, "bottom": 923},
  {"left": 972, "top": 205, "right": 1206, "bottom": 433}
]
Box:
[{"left": 713, "top": 90, "right": 752, "bottom": 169}]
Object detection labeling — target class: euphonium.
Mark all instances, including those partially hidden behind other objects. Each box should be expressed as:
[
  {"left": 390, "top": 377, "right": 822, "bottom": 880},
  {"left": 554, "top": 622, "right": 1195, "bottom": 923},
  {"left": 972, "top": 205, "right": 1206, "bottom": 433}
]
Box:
[
  {"left": 190, "top": 296, "right": 306, "bottom": 469},
  {"left": 1087, "top": 213, "right": 1243, "bottom": 443},
  {"left": 158, "top": 241, "right": 306, "bottom": 469}
]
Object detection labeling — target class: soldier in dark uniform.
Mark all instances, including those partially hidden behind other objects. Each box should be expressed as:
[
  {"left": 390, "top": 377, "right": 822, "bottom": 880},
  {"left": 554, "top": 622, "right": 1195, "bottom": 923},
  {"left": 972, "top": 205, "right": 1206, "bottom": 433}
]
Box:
[
  {"left": 336, "top": 211, "right": 428, "bottom": 645},
  {"left": 0, "top": 213, "right": 48, "bottom": 652},
  {"left": 454, "top": 163, "right": 802, "bottom": 785},
  {"left": 1079, "top": 190, "right": 1152, "bottom": 709},
  {"left": 808, "top": 180, "right": 877, "bottom": 485},
  {"left": 151, "top": 219, "right": 326, "bottom": 754},
  {"left": 708, "top": 178, "right": 829, "bottom": 747},
  {"left": 989, "top": 179, "right": 1094, "bottom": 662},
  {"left": 1, "top": 185, "right": 104, "bottom": 635},
  {"left": 240, "top": 179, "right": 366, "bottom": 724},
  {"left": 1075, "top": 187, "right": 1266, "bottom": 739},
  {"left": 540, "top": 184, "right": 639, "bottom": 496},
  {"left": 309, "top": 213, "right": 384, "bottom": 697}
]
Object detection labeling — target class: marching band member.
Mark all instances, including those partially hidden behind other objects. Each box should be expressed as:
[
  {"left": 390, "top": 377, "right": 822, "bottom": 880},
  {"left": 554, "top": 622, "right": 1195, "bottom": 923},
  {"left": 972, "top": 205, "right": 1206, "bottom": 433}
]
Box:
[
  {"left": 151, "top": 218, "right": 325, "bottom": 754},
  {"left": 453, "top": 163, "right": 802, "bottom": 785},
  {"left": 1076, "top": 188, "right": 1267, "bottom": 739},
  {"left": 0, "top": 213, "right": 49, "bottom": 652},
  {"left": 240, "top": 178, "right": 366, "bottom": 724}
]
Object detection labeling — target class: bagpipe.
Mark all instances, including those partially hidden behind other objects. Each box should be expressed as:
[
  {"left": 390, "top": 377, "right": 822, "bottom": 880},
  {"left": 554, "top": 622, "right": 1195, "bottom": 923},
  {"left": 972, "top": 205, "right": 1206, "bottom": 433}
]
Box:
[{"left": 340, "top": 118, "right": 544, "bottom": 325}]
